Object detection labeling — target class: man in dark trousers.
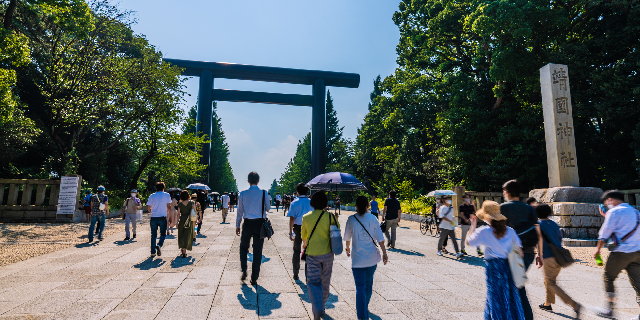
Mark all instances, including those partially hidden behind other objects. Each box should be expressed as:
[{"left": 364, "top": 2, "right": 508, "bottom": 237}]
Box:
[
  {"left": 500, "top": 179, "right": 543, "bottom": 320},
  {"left": 287, "top": 183, "right": 312, "bottom": 280},
  {"left": 236, "top": 172, "right": 271, "bottom": 285},
  {"left": 196, "top": 190, "right": 207, "bottom": 234}
]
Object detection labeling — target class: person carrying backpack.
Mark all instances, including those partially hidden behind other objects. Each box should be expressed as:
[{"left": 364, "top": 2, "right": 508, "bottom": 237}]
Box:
[
  {"left": 88, "top": 186, "right": 109, "bottom": 242},
  {"left": 500, "top": 180, "right": 543, "bottom": 320}
]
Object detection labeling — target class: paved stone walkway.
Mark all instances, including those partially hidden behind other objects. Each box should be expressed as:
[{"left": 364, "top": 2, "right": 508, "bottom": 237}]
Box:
[{"left": 0, "top": 207, "right": 638, "bottom": 319}]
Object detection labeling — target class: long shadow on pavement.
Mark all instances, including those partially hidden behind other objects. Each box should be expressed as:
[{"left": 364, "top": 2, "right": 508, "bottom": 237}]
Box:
[
  {"left": 387, "top": 248, "right": 424, "bottom": 256},
  {"left": 133, "top": 257, "right": 166, "bottom": 270},
  {"left": 237, "top": 284, "right": 258, "bottom": 314},
  {"left": 256, "top": 286, "right": 282, "bottom": 316}
]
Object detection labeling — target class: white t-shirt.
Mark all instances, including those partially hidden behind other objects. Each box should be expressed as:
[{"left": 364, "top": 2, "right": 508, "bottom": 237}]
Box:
[
  {"left": 438, "top": 206, "right": 455, "bottom": 230},
  {"left": 467, "top": 226, "right": 522, "bottom": 259},
  {"left": 221, "top": 195, "right": 230, "bottom": 208},
  {"left": 147, "top": 191, "right": 172, "bottom": 218},
  {"left": 275, "top": 194, "right": 282, "bottom": 201},
  {"left": 344, "top": 213, "right": 386, "bottom": 268}
]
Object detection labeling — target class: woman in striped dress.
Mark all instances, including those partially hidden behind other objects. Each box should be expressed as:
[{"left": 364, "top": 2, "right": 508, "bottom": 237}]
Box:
[{"left": 466, "top": 201, "right": 524, "bottom": 320}]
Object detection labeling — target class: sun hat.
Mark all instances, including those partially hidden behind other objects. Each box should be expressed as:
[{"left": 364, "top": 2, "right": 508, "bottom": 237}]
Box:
[
  {"left": 475, "top": 200, "right": 506, "bottom": 222},
  {"left": 97, "top": 186, "right": 105, "bottom": 191},
  {"left": 130, "top": 189, "right": 138, "bottom": 193},
  {"left": 191, "top": 193, "right": 197, "bottom": 199}
]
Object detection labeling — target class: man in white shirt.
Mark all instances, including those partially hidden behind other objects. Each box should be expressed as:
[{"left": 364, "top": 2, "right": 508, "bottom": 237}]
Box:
[
  {"left": 287, "top": 183, "right": 312, "bottom": 280},
  {"left": 594, "top": 190, "right": 640, "bottom": 319},
  {"left": 275, "top": 193, "right": 282, "bottom": 212},
  {"left": 221, "top": 192, "right": 230, "bottom": 223},
  {"left": 146, "top": 182, "right": 172, "bottom": 257},
  {"left": 236, "top": 172, "right": 271, "bottom": 285}
]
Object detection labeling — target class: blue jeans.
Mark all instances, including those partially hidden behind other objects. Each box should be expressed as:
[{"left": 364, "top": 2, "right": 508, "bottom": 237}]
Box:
[
  {"left": 88, "top": 215, "right": 105, "bottom": 241},
  {"left": 150, "top": 217, "right": 167, "bottom": 254},
  {"left": 518, "top": 252, "right": 536, "bottom": 320},
  {"left": 352, "top": 265, "right": 377, "bottom": 320}
]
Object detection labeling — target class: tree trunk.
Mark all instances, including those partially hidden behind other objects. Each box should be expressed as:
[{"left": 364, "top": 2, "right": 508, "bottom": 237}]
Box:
[
  {"left": 4, "top": 0, "right": 18, "bottom": 30},
  {"left": 128, "top": 142, "right": 157, "bottom": 190}
]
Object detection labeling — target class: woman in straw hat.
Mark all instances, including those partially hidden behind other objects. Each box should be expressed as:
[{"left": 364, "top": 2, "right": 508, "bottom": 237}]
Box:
[{"left": 466, "top": 200, "right": 525, "bottom": 320}]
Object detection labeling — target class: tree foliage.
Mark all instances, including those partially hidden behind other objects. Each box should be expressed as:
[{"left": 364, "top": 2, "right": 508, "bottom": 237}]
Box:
[{"left": 354, "top": 0, "right": 640, "bottom": 193}]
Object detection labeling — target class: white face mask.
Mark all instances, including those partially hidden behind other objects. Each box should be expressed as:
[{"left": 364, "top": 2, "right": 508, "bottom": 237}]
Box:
[
  {"left": 464, "top": 198, "right": 471, "bottom": 203},
  {"left": 607, "top": 203, "right": 615, "bottom": 210},
  {"left": 446, "top": 200, "right": 452, "bottom": 205},
  {"left": 131, "top": 193, "right": 136, "bottom": 197}
]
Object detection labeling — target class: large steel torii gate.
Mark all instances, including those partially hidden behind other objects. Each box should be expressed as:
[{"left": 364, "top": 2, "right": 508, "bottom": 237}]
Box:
[{"left": 163, "top": 58, "right": 360, "bottom": 182}]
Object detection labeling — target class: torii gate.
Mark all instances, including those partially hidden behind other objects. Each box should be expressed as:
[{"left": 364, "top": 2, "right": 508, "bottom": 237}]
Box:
[{"left": 163, "top": 58, "right": 360, "bottom": 182}]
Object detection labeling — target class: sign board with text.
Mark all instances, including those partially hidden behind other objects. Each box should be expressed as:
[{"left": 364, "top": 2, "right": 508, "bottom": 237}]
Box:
[{"left": 56, "top": 176, "right": 80, "bottom": 218}]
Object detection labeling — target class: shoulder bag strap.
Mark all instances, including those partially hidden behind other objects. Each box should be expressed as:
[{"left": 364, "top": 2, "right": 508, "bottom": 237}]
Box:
[
  {"left": 353, "top": 215, "right": 378, "bottom": 247},
  {"left": 621, "top": 212, "right": 640, "bottom": 242},
  {"left": 306, "top": 211, "right": 326, "bottom": 251}
]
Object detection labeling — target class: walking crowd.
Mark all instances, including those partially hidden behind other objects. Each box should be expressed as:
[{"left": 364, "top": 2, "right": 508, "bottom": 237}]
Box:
[{"left": 81, "top": 173, "right": 640, "bottom": 320}]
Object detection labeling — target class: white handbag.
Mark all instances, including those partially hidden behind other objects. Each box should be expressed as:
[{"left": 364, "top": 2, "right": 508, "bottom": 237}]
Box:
[
  {"left": 508, "top": 238, "right": 528, "bottom": 289},
  {"left": 189, "top": 201, "right": 198, "bottom": 222},
  {"left": 135, "top": 209, "right": 143, "bottom": 220}
]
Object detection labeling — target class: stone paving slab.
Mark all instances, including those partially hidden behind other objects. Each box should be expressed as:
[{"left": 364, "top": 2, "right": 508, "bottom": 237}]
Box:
[{"left": 0, "top": 206, "right": 639, "bottom": 319}]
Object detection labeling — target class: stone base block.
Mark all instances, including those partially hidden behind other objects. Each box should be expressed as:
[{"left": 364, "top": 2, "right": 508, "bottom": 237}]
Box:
[
  {"left": 559, "top": 227, "right": 599, "bottom": 239},
  {"left": 551, "top": 215, "right": 604, "bottom": 227},
  {"left": 551, "top": 202, "right": 600, "bottom": 217},
  {"left": 530, "top": 187, "right": 603, "bottom": 203}
]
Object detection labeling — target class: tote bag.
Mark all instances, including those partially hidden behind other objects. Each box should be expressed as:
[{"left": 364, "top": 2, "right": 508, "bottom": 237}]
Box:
[
  {"left": 329, "top": 213, "right": 343, "bottom": 255},
  {"left": 508, "top": 238, "right": 527, "bottom": 289}
]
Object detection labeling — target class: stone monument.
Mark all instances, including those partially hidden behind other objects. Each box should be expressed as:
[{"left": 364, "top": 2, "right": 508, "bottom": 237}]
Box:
[{"left": 530, "top": 64, "right": 603, "bottom": 240}]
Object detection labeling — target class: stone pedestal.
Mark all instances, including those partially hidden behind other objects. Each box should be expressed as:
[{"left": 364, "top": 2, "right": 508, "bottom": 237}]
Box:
[{"left": 530, "top": 187, "right": 604, "bottom": 239}]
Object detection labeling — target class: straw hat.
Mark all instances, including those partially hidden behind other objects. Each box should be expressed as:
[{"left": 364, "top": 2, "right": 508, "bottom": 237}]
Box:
[
  {"left": 191, "top": 193, "right": 197, "bottom": 199},
  {"left": 476, "top": 200, "right": 506, "bottom": 222}
]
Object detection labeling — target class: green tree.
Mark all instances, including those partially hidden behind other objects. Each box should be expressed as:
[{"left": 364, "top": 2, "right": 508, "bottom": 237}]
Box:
[
  {"left": 325, "top": 90, "right": 344, "bottom": 168},
  {"left": 277, "top": 133, "right": 311, "bottom": 194},
  {"left": 208, "top": 102, "right": 237, "bottom": 192}
]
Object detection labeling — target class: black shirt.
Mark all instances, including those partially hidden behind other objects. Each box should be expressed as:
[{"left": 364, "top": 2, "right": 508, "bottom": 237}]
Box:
[
  {"left": 459, "top": 203, "right": 476, "bottom": 225},
  {"left": 384, "top": 198, "right": 401, "bottom": 220},
  {"left": 501, "top": 200, "right": 538, "bottom": 251}
]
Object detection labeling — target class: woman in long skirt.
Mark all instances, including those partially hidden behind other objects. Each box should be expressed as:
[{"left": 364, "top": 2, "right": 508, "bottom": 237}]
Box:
[
  {"left": 177, "top": 190, "right": 194, "bottom": 258},
  {"left": 466, "top": 201, "right": 524, "bottom": 320},
  {"left": 167, "top": 196, "right": 179, "bottom": 234}
]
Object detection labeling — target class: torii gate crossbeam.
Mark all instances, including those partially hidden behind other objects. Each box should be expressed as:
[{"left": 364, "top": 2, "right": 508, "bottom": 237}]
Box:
[{"left": 164, "top": 58, "right": 360, "bottom": 183}]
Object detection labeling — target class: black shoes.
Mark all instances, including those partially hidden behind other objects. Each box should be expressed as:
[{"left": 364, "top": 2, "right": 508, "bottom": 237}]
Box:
[
  {"left": 250, "top": 280, "right": 258, "bottom": 286},
  {"left": 293, "top": 275, "right": 299, "bottom": 280},
  {"left": 539, "top": 304, "right": 552, "bottom": 311},
  {"left": 123, "top": 237, "right": 130, "bottom": 241},
  {"left": 241, "top": 271, "right": 247, "bottom": 281},
  {"left": 573, "top": 303, "right": 582, "bottom": 319},
  {"left": 156, "top": 245, "right": 161, "bottom": 256},
  {"left": 132, "top": 234, "right": 136, "bottom": 239}
]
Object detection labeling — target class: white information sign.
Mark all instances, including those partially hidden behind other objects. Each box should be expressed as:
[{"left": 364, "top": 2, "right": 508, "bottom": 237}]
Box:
[{"left": 56, "top": 176, "right": 80, "bottom": 216}]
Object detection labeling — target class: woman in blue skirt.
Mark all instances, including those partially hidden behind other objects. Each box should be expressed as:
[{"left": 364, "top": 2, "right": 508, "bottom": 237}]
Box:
[{"left": 467, "top": 200, "right": 525, "bottom": 320}]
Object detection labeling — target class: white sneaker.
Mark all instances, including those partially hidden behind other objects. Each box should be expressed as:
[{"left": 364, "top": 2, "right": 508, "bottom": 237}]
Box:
[
  {"left": 456, "top": 252, "right": 463, "bottom": 258},
  {"left": 437, "top": 251, "right": 443, "bottom": 256},
  {"left": 630, "top": 315, "right": 639, "bottom": 320},
  {"left": 150, "top": 253, "right": 156, "bottom": 257}
]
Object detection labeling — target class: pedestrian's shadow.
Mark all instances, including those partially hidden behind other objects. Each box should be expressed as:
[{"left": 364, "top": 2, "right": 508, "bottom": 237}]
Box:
[
  {"left": 171, "top": 256, "right": 195, "bottom": 268},
  {"left": 256, "top": 286, "right": 281, "bottom": 316},
  {"left": 387, "top": 248, "right": 424, "bottom": 256},
  {"left": 237, "top": 284, "right": 258, "bottom": 313},
  {"left": 248, "top": 253, "right": 270, "bottom": 264},
  {"left": 196, "top": 234, "right": 207, "bottom": 238},
  {"left": 445, "top": 254, "right": 485, "bottom": 267},
  {"left": 295, "top": 282, "right": 338, "bottom": 310},
  {"left": 74, "top": 242, "right": 99, "bottom": 248},
  {"left": 112, "top": 240, "right": 129, "bottom": 246},
  {"left": 133, "top": 257, "right": 166, "bottom": 270}
]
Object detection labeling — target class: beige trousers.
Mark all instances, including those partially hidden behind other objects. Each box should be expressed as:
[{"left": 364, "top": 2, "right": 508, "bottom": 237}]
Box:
[{"left": 543, "top": 257, "right": 577, "bottom": 308}]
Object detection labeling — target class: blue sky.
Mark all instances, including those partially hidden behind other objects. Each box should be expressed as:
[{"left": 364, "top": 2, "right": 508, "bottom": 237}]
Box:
[{"left": 119, "top": 0, "right": 401, "bottom": 191}]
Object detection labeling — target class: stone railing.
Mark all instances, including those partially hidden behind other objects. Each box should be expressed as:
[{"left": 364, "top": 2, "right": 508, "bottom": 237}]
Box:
[
  {"left": 0, "top": 178, "right": 80, "bottom": 222},
  {"left": 466, "top": 191, "right": 529, "bottom": 206}
]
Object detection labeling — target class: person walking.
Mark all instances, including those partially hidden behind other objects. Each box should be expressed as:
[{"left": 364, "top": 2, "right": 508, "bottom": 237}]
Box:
[
  {"left": 302, "top": 191, "right": 339, "bottom": 320},
  {"left": 193, "top": 193, "right": 204, "bottom": 235},
  {"left": 467, "top": 200, "right": 525, "bottom": 320},
  {"left": 287, "top": 183, "right": 312, "bottom": 281},
  {"left": 344, "top": 196, "right": 388, "bottom": 320},
  {"left": 382, "top": 190, "right": 401, "bottom": 249},
  {"left": 167, "top": 193, "right": 179, "bottom": 235},
  {"left": 283, "top": 194, "right": 291, "bottom": 216},
  {"left": 437, "top": 196, "right": 462, "bottom": 258},
  {"left": 221, "top": 192, "right": 230, "bottom": 223},
  {"left": 191, "top": 193, "right": 203, "bottom": 242},
  {"left": 146, "top": 182, "right": 172, "bottom": 257},
  {"left": 83, "top": 190, "right": 92, "bottom": 223},
  {"left": 536, "top": 204, "right": 582, "bottom": 318},
  {"left": 593, "top": 190, "right": 640, "bottom": 319},
  {"left": 459, "top": 194, "right": 477, "bottom": 256},
  {"left": 370, "top": 195, "right": 379, "bottom": 220},
  {"left": 177, "top": 190, "right": 194, "bottom": 258},
  {"left": 88, "top": 186, "right": 108, "bottom": 242},
  {"left": 236, "top": 172, "right": 271, "bottom": 285},
  {"left": 334, "top": 195, "right": 341, "bottom": 216},
  {"left": 197, "top": 190, "right": 207, "bottom": 228},
  {"left": 500, "top": 180, "right": 543, "bottom": 320},
  {"left": 230, "top": 192, "right": 237, "bottom": 212},
  {"left": 122, "top": 189, "right": 142, "bottom": 241},
  {"left": 275, "top": 193, "right": 282, "bottom": 212}
]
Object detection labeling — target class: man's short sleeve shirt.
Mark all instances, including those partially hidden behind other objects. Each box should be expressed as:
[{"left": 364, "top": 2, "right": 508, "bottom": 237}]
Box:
[{"left": 148, "top": 192, "right": 171, "bottom": 217}]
